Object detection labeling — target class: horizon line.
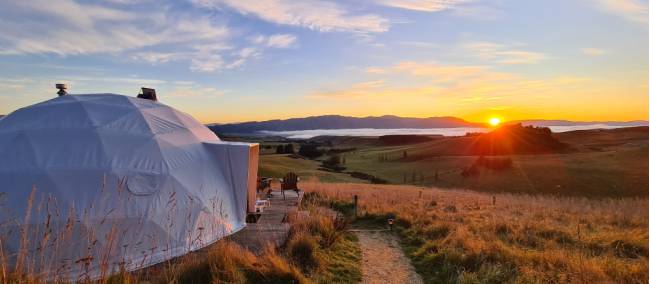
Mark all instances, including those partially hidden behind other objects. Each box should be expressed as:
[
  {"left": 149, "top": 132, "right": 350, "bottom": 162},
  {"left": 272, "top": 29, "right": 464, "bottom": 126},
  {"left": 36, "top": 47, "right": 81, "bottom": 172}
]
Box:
[{"left": 207, "top": 114, "right": 650, "bottom": 125}]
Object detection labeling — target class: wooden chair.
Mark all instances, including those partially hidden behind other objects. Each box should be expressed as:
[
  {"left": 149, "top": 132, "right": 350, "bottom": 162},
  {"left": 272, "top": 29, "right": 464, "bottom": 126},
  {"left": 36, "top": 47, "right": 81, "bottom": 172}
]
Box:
[
  {"left": 281, "top": 172, "right": 299, "bottom": 199},
  {"left": 257, "top": 177, "right": 272, "bottom": 198}
]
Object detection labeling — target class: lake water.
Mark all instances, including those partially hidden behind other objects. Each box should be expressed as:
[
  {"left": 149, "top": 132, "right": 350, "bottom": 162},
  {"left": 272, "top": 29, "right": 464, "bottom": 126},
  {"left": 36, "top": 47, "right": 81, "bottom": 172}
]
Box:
[{"left": 259, "top": 124, "right": 639, "bottom": 139}]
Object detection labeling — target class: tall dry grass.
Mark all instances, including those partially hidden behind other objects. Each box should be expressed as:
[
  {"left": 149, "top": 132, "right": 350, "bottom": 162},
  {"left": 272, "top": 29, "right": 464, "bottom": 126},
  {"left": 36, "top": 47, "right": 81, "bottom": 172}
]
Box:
[
  {"left": 0, "top": 181, "right": 360, "bottom": 283},
  {"left": 0, "top": 178, "right": 251, "bottom": 283},
  {"left": 302, "top": 180, "right": 648, "bottom": 283},
  {"left": 141, "top": 206, "right": 360, "bottom": 283},
  {"left": 142, "top": 240, "right": 307, "bottom": 284}
]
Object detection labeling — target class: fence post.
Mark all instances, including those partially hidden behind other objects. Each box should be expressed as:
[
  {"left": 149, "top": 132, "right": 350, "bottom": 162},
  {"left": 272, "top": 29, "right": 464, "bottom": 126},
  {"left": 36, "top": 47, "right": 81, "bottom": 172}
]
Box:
[{"left": 354, "top": 195, "right": 358, "bottom": 218}]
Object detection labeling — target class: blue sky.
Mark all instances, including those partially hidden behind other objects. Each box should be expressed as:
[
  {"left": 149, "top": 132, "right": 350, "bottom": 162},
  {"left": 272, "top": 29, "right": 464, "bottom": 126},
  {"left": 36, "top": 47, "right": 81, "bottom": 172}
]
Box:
[{"left": 0, "top": 0, "right": 647, "bottom": 123}]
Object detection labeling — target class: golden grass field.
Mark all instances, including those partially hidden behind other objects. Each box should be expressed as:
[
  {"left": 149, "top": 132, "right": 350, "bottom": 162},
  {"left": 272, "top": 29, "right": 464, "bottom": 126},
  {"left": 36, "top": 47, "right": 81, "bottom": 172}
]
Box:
[
  {"left": 302, "top": 180, "right": 649, "bottom": 283},
  {"left": 2, "top": 194, "right": 360, "bottom": 284},
  {"left": 131, "top": 207, "right": 361, "bottom": 284}
]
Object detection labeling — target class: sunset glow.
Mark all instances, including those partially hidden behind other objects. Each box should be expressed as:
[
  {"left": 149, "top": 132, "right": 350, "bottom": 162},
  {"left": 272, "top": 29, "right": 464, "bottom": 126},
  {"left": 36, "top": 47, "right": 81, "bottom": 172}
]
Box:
[
  {"left": 0, "top": 1, "right": 647, "bottom": 124},
  {"left": 489, "top": 117, "right": 501, "bottom": 127}
]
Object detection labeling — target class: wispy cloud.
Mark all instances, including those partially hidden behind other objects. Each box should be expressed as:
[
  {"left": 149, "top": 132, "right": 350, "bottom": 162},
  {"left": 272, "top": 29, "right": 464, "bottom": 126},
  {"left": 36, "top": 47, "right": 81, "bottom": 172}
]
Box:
[
  {"left": 375, "top": 0, "right": 503, "bottom": 20},
  {"left": 375, "top": 0, "right": 470, "bottom": 12},
  {"left": 0, "top": 75, "right": 226, "bottom": 100},
  {"left": 131, "top": 52, "right": 189, "bottom": 64},
  {"left": 167, "top": 86, "right": 225, "bottom": 97},
  {"left": 250, "top": 34, "right": 298, "bottom": 48},
  {"left": 0, "top": 0, "right": 298, "bottom": 72},
  {"left": 308, "top": 79, "right": 440, "bottom": 99},
  {"left": 313, "top": 61, "right": 592, "bottom": 101},
  {"left": 397, "top": 41, "right": 438, "bottom": 48},
  {"left": 450, "top": 4, "right": 504, "bottom": 20},
  {"left": 66, "top": 76, "right": 167, "bottom": 85},
  {"left": 463, "top": 41, "right": 546, "bottom": 64},
  {"left": 192, "top": 0, "right": 389, "bottom": 33},
  {"left": 365, "top": 67, "right": 389, "bottom": 74},
  {"left": 582, "top": 47, "right": 607, "bottom": 56},
  {"left": 590, "top": 0, "right": 648, "bottom": 23},
  {"left": 0, "top": 1, "right": 229, "bottom": 55}
]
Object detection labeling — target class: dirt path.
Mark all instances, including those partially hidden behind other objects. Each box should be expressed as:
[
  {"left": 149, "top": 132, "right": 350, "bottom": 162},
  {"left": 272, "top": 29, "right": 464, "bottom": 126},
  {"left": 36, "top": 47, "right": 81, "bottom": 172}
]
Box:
[{"left": 355, "top": 230, "right": 423, "bottom": 284}]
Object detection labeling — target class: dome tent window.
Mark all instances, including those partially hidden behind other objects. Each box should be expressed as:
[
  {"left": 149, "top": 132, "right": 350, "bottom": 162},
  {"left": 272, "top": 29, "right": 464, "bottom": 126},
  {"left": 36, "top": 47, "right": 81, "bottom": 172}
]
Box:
[{"left": 126, "top": 173, "right": 161, "bottom": 196}]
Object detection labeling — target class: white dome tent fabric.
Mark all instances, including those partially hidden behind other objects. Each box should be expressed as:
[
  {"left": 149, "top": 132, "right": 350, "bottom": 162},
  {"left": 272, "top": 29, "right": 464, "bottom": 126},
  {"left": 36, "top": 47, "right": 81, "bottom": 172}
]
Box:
[{"left": 0, "top": 94, "right": 259, "bottom": 280}]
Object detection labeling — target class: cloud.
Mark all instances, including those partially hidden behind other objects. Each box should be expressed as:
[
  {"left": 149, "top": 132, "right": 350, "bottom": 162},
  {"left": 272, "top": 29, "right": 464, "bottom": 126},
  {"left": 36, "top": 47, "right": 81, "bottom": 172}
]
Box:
[
  {"left": 386, "top": 61, "right": 488, "bottom": 78},
  {"left": 308, "top": 79, "right": 440, "bottom": 99},
  {"left": 463, "top": 41, "right": 545, "bottom": 64},
  {"left": 375, "top": 0, "right": 503, "bottom": 20},
  {"left": 267, "top": 34, "right": 298, "bottom": 48},
  {"left": 375, "top": 0, "right": 470, "bottom": 12},
  {"left": 495, "top": 51, "right": 545, "bottom": 64},
  {"left": 0, "top": 1, "right": 230, "bottom": 56},
  {"left": 397, "top": 41, "right": 438, "bottom": 48},
  {"left": 367, "top": 61, "right": 516, "bottom": 85},
  {"left": 74, "top": 76, "right": 167, "bottom": 85},
  {"left": 450, "top": 4, "right": 504, "bottom": 20},
  {"left": 192, "top": 0, "right": 389, "bottom": 33},
  {"left": 190, "top": 55, "right": 226, "bottom": 72},
  {"left": 365, "top": 67, "right": 389, "bottom": 74},
  {"left": 0, "top": 75, "right": 227, "bottom": 101},
  {"left": 250, "top": 34, "right": 297, "bottom": 48},
  {"left": 313, "top": 61, "right": 592, "bottom": 100},
  {"left": 131, "top": 52, "right": 187, "bottom": 64},
  {"left": 167, "top": 86, "right": 225, "bottom": 97},
  {"left": 582, "top": 47, "right": 607, "bottom": 56},
  {"left": 0, "top": 75, "right": 168, "bottom": 103},
  {"left": 0, "top": 0, "right": 296, "bottom": 72},
  {"left": 224, "top": 47, "right": 260, "bottom": 69},
  {"left": 0, "top": 78, "right": 34, "bottom": 91},
  {"left": 590, "top": 0, "right": 648, "bottom": 23}
]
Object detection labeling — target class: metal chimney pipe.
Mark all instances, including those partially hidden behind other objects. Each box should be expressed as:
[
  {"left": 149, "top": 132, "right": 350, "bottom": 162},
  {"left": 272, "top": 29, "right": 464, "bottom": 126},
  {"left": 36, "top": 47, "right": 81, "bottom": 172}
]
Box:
[
  {"left": 137, "top": 87, "right": 157, "bottom": 101},
  {"left": 55, "top": 83, "right": 68, "bottom": 96}
]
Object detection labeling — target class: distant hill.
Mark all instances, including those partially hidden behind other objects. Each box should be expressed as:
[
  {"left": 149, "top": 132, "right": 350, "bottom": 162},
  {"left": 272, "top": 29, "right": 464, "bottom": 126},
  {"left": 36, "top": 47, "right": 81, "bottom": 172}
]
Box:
[
  {"left": 468, "top": 124, "right": 569, "bottom": 155},
  {"left": 513, "top": 119, "right": 648, "bottom": 127},
  {"left": 209, "top": 115, "right": 484, "bottom": 134}
]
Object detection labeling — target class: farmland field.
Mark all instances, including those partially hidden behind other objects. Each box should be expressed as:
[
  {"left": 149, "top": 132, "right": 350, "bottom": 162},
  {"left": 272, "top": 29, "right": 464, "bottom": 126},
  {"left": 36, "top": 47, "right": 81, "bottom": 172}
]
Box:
[{"left": 257, "top": 127, "right": 648, "bottom": 197}]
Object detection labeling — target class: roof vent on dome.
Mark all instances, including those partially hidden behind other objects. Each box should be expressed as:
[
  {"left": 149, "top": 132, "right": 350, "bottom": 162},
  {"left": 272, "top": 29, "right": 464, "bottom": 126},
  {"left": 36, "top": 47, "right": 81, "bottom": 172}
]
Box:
[
  {"left": 55, "top": 83, "right": 68, "bottom": 96},
  {"left": 138, "top": 87, "right": 157, "bottom": 101}
]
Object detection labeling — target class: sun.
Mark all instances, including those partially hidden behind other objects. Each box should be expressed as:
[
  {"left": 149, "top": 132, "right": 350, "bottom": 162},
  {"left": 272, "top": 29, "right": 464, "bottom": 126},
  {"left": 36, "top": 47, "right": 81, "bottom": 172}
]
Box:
[{"left": 489, "top": 117, "right": 501, "bottom": 127}]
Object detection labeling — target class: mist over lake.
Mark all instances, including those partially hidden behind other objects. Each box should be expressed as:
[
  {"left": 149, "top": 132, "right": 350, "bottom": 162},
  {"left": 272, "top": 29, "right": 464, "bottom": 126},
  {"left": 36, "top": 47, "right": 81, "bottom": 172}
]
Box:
[{"left": 260, "top": 124, "right": 640, "bottom": 139}]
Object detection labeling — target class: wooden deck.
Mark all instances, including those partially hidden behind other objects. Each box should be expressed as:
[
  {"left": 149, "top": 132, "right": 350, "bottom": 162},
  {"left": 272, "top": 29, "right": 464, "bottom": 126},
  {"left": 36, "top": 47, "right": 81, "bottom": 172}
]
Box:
[{"left": 230, "top": 189, "right": 304, "bottom": 253}]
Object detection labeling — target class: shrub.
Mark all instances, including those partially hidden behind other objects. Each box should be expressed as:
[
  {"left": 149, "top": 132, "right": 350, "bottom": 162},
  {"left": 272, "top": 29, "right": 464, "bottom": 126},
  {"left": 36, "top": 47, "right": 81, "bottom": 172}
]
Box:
[
  {"left": 298, "top": 144, "right": 324, "bottom": 159},
  {"left": 284, "top": 144, "right": 295, "bottom": 154},
  {"left": 321, "top": 155, "right": 346, "bottom": 172},
  {"left": 348, "top": 171, "right": 389, "bottom": 184},
  {"left": 287, "top": 233, "right": 322, "bottom": 272}
]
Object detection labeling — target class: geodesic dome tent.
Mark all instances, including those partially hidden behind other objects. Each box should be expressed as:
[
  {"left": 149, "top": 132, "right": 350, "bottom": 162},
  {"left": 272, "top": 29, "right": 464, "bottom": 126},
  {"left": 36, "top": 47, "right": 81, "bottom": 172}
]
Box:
[{"left": 0, "top": 94, "right": 258, "bottom": 280}]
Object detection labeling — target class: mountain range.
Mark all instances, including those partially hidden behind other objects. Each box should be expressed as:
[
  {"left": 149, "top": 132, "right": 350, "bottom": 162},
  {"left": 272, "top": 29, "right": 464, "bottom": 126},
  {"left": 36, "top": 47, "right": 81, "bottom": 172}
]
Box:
[
  {"left": 510, "top": 119, "right": 648, "bottom": 127},
  {"left": 208, "top": 115, "right": 483, "bottom": 134},
  {"left": 208, "top": 115, "right": 648, "bottom": 135}
]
